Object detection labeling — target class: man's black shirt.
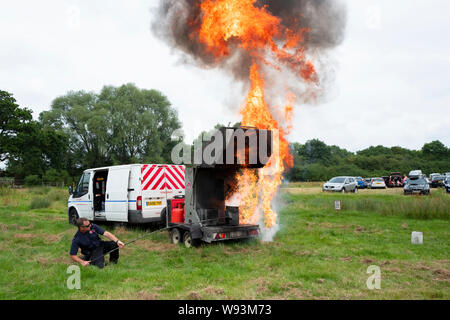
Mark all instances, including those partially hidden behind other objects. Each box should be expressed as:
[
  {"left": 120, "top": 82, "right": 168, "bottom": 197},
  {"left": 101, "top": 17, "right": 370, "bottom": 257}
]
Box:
[{"left": 70, "top": 223, "right": 106, "bottom": 255}]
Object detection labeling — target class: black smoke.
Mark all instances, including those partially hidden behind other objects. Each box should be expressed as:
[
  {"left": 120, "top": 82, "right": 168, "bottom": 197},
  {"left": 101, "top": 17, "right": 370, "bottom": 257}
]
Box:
[
  {"left": 260, "top": 0, "right": 347, "bottom": 49},
  {"left": 151, "top": 0, "right": 346, "bottom": 77}
]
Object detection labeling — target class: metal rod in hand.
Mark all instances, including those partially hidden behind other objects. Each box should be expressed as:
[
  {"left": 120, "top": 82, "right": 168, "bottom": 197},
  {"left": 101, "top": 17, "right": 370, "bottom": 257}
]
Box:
[{"left": 89, "top": 227, "right": 168, "bottom": 263}]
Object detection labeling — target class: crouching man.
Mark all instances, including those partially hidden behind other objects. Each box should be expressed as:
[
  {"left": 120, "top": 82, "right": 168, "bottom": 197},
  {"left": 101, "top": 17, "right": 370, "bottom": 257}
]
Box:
[{"left": 69, "top": 218, "right": 125, "bottom": 268}]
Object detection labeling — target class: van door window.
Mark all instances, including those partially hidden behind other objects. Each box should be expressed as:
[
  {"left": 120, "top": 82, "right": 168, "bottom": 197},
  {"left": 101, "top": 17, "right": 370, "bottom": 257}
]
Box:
[{"left": 76, "top": 172, "right": 91, "bottom": 197}]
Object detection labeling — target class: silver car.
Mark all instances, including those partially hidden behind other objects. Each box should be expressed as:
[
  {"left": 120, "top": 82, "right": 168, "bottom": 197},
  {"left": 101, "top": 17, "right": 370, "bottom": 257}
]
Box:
[
  {"left": 370, "top": 177, "right": 387, "bottom": 189},
  {"left": 322, "top": 176, "right": 358, "bottom": 193}
]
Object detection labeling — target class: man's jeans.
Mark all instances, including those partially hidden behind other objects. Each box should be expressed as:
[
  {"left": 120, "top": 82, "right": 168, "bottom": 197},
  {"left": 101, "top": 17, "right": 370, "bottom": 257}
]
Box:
[{"left": 81, "top": 241, "right": 119, "bottom": 269}]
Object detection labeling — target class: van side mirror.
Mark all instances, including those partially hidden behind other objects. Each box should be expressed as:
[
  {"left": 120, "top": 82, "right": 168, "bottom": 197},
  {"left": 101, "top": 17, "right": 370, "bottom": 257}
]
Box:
[{"left": 68, "top": 186, "right": 73, "bottom": 195}]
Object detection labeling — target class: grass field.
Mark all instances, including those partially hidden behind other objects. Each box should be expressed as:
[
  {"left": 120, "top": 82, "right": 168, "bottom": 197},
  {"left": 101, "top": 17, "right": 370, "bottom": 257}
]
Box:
[{"left": 0, "top": 184, "right": 449, "bottom": 299}]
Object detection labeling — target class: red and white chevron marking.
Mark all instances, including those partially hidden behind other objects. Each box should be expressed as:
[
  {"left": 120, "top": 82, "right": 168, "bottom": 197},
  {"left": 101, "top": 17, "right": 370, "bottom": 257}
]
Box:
[{"left": 141, "top": 164, "right": 185, "bottom": 191}]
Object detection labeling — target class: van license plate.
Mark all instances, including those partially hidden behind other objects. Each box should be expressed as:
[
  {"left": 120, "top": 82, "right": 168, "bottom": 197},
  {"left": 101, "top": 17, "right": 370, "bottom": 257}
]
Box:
[{"left": 147, "top": 201, "right": 162, "bottom": 206}]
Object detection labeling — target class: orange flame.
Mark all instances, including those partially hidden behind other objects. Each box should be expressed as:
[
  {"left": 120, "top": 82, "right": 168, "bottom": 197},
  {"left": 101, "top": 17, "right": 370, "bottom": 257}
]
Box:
[{"left": 195, "top": 0, "right": 316, "bottom": 229}]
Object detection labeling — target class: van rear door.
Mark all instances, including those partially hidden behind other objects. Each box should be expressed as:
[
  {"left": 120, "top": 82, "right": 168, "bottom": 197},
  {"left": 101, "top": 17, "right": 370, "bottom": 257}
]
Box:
[
  {"left": 105, "top": 167, "right": 130, "bottom": 222},
  {"left": 140, "top": 164, "right": 185, "bottom": 220},
  {"left": 141, "top": 164, "right": 166, "bottom": 220}
]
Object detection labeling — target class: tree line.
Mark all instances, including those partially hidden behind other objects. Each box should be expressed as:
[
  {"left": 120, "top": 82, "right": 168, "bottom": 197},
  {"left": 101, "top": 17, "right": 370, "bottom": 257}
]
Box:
[
  {"left": 0, "top": 84, "right": 181, "bottom": 185},
  {"left": 285, "top": 139, "right": 449, "bottom": 181},
  {"left": 1, "top": 85, "right": 449, "bottom": 184}
]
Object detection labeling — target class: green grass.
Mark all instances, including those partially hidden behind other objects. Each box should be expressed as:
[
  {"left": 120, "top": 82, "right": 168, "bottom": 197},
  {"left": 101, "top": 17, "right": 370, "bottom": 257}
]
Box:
[
  {"left": 0, "top": 186, "right": 448, "bottom": 299},
  {"left": 29, "top": 197, "right": 51, "bottom": 209},
  {"left": 285, "top": 190, "right": 450, "bottom": 220}
]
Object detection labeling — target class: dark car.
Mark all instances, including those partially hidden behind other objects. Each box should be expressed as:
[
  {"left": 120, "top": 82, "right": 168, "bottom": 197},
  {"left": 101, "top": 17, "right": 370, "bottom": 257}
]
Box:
[
  {"left": 431, "top": 175, "right": 445, "bottom": 188},
  {"left": 404, "top": 177, "right": 430, "bottom": 195},
  {"left": 382, "top": 176, "right": 390, "bottom": 186},
  {"left": 444, "top": 177, "right": 450, "bottom": 193},
  {"left": 387, "top": 172, "right": 403, "bottom": 188}
]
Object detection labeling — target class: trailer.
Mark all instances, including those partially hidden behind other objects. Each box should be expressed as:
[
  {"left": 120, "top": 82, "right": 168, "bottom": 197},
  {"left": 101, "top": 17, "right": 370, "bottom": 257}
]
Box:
[{"left": 164, "top": 127, "right": 273, "bottom": 247}]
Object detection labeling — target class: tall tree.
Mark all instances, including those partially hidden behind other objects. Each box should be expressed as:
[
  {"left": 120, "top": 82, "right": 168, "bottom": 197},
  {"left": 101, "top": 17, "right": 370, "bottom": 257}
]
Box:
[
  {"left": 0, "top": 90, "right": 33, "bottom": 162},
  {"left": 40, "top": 83, "right": 182, "bottom": 169},
  {"left": 5, "top": 118, "right": 69, "bottom": 179},
  {"left": 301, "top": 139, "right": 333, "bottom": 165},
  {"left": 421, "top": 140, "right": 448, "bottom": 160}
]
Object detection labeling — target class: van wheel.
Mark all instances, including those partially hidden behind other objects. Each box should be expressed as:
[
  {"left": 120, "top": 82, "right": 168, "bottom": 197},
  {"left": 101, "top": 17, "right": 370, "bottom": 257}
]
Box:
[
  {"left": 170, "top": 228, "right": 181, "bottom": 244},
  {"left": 183, "top": 231, "right": 199, "bottom": 248},
  {"left": 69, "top": 208, "right": 79, "bottom": 225},
  {"left": 354, "top": 188, "right": 358, "bottom": 193},
  {"left": 341, "top": 188, "right": 345, "bottom": 193}
]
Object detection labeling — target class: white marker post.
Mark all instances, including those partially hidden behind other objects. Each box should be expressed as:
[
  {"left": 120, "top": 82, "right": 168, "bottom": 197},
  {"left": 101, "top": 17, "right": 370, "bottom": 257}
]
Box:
[
  {"left": 411, "top": 231, "right": 423, "bottom": 245},
  {"left": 335, "top": 200, "right": 341, "bottom": 215}
]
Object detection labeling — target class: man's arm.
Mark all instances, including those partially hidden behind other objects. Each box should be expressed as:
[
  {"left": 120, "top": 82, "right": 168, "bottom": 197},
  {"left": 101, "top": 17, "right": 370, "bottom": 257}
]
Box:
[
  {"left": 69, "top": 239, "right": 90, "bottom": 266},
  {"left": 103, "top": 231, "right": 125, "bottom": 248},
  {"left": 70, "top": 254, "right": 90, "bottom": 266}
]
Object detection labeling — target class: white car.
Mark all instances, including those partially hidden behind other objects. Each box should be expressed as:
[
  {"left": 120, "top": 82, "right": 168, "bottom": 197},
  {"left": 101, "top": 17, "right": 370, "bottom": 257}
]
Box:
[
  {"left": 370, "top": 177, "right": 386, "bottom": 189},
  {"left": 322, "top": 176, "right": 358, "bottom": 193}
]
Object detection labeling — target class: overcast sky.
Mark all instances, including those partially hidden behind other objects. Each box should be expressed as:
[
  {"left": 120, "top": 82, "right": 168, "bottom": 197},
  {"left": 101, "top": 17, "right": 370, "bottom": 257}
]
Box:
[{"left": 1, "top": 0, "right": 449, "bottom": 152}]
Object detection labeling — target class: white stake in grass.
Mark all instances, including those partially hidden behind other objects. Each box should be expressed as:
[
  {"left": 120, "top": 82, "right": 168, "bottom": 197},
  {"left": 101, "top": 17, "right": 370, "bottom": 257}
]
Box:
[
  {"left": 411, "top": 231, "right": 423, "bottom": 245},
  {"left": 335, "top": 200, "right": 341, "bottom": 214}
]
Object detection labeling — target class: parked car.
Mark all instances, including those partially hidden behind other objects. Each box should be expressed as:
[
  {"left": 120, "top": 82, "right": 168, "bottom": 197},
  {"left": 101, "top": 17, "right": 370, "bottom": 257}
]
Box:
[
  {"left": 431, "top": 174, "right": 446, "bottom": 188},
  {"left": 370, "top": 177, "right": 386, "bottom": 189},
  {"left": 364, "top": 178, "right": 372, "bottom": 188},
  {"left": 322, "top": 176, "right": 358, "bottom": 193},
  {"left": 404, "top": 176, "right": 430, "bottom": 195},
  {"left": 354, "top": 177, "right": 367, "bottom": 189},
  {"left": 387, "top": 172, "right": 403, "bottom": 187},
  {"left": 444, "top": 177, "right": 450, "bottom": 193},
  {"left": 429, "top": 173, "right": 441, "bottom": 181}
]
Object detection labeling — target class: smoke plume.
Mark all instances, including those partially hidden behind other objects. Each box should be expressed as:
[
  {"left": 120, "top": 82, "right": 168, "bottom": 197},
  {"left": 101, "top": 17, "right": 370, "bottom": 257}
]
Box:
[{"left": 151, "top": 0, "right": 347, "bottom": 87}]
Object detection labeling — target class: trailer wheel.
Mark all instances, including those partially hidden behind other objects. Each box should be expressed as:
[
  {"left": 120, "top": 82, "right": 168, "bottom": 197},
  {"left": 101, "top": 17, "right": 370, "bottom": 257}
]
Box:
[
  {"left": 69, "top": 208, "right": 79, "bottom": 225},
  {"left": 170, "top": 228, "right": 181, "bottom": 244},
  {"left": 183, "top": 231, "right": 199, "bottom": 248}
]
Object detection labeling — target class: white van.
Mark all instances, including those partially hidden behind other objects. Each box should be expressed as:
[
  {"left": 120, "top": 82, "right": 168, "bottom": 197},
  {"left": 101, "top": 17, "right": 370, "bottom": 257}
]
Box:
[{"left": 67, "top": 164, "right": 185, "bottom": 225}]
